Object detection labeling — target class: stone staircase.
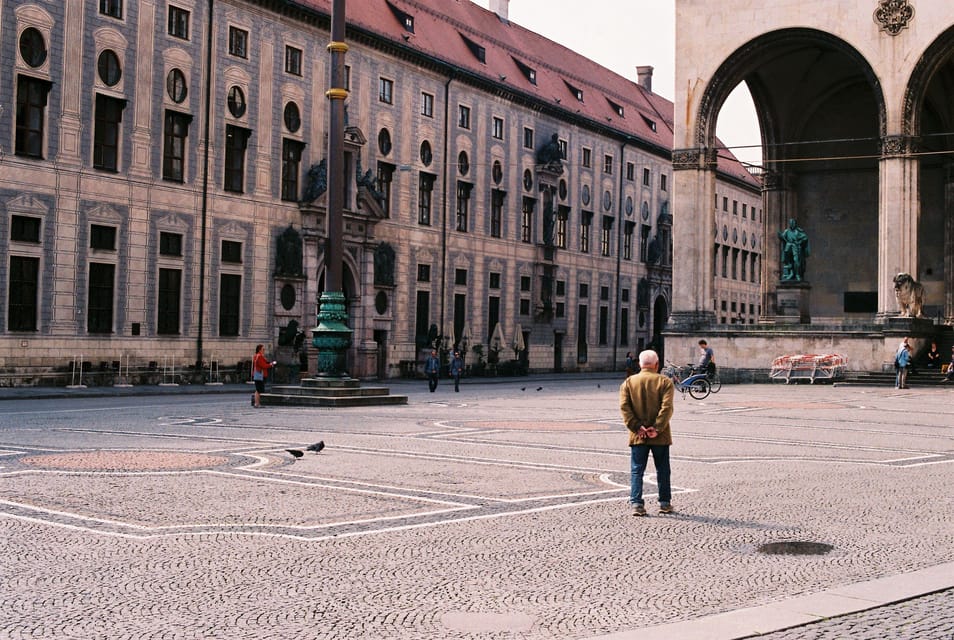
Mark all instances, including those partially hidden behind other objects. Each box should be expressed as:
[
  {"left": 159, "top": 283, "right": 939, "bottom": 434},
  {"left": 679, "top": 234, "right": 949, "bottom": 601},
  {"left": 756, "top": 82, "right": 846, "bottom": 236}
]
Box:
[{"left": 261, "top": 377, "right": 408, "bottom": 407}]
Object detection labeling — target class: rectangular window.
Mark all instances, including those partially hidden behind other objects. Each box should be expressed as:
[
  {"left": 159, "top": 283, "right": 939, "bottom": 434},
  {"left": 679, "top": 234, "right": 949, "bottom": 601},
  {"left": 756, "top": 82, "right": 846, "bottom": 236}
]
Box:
[
  {"left": 456, "top": 182, "right": 471, "bottom": 232},
  {"left": 157, "top": 268, "right": 181, "bottom": 334},
  {"left": 732, "top": 248, "right": 739, "bottom": 279},
  {"left": 15, "top": 75, "right": 51, "bottom": 159},
  {"left": 741, "top": 251, "right": 748, "bottom": 282},
  {"left": 94, "top": 95, "right": 125, "bottom": 171},
  {"left": 580, "top": 212, "right": 592, "bottom": 253},
  {"left": 599, "top": 306, "right": 608, "bottom": 345},
  {"left": 87, "top": 262, "right": 115, "bottom": 334},
  {"left": 626, "top": 162, "right": 635, "bottom": 181},
  {"left": 417, "top": 264, "right": 431, "bottom": 282},
  {"left": 639, "top": 225, "right": 651, "bottom": 262},
  {"left": 556, "top": 280, "right": 566, "bottom": 296},
  {"left": 582, "top": 147, "right": 591, "bottom": 168},
  {"left": 489, "top": 272, "right": 501, "bottom": 289},
  {"left": 556, "top": 207, "right": 568, "bottom": 249},
  {"left": 733, "top": 200, "right": 738, "bottom": 215},
  {"left": 224, "top": 125, "right": 251, "bottom": 193},
  {"left": 487, "top": 295, "right": 500, "bottom": 342},
  {"left": 623, "top": 221, "right": 635, "bottom": 260},
  {"left": 168, "top": 5, "right": 189, "bottom": 39},
  {"left": 722, "top": 246, "right": 729, "bottom": 278},
  {"left": 523, "top": 127, "right": 534, "bottom": 149},
  {"left": 751, "top": 255, "right": 757, "bottom": 282},
  {"left": 559, "top": 139, "right": 568, "bottom": 159},
  {"left": 642, "top": 167, "right": 650, "bottom": 186},
  {"left": 222, "top": 240, "right": 242, "bottom": 263},
  {"left": 492, "top": 116, "right": 504, "bottom": 140},
  {"left": 555, "top": 301, "right": 565, "bottom": 318},
  {"left": 600, "top": 216, "right": 613, "bottom": 257},
  {"left": 603, "top": 154, "right": 613, "bottom": 174},
  {"left": 520, "top": 275, "right": 531, "bottom": 292},
  {"left": 377, "top": 162, "right": 394, "bottom": 217},
  {"left": 90, "top": 224, "right": 117, "bottom": 250},
  {"left": 421, "top": 92, "right": 434, "bottom": 117},
  {"left": 455, "top": 269, "right": 467, "bottom": 286},
  {"left": 281, "top": 139, "right": 304, "bottom": 202},
  {"left": 7, "top": 256, "right": 39, "bottom": 332},
  {"left": 742, "top": 203, "right": 747, "bottom": 219},
  {"left": 723, "top": 196, "right": 728, "bottom": 211},
  {"left": 99, "top": 0, "right": 122, "bottom": 18},
  {"left": 163, "top": 111, "right": 191, "bottom": 182},
  {"left": 490, "top": 189, "right": 504, "bottom": 238},
  {"left": 284, "top": 45, "right": 302, "bottom": 75},
  {"left": 159, "top": 231, "right": 182, "bottom": 256},
  {"left": 418, "top": 173, "right": 435, "bottom": 225},
  {"left": 11, "top": 215, "right": 41, "bottom": 243},
  {"left": 521, "top": 197, "right": 534, "bottom": 243},
  {"left": 520, "top": 299, "right": 531, "bottom": 316},
  {"left": 218, "top": 273, "right": 241, "bottom": 336},
  {"left": 660, "top": 174, "right": 667, "bottom": 191},
  {"left": 228, "top": 26, "right": 248, "bottom": 58},
  {"left": 621, "top": 308, "right": 630, "bottom": 344},
  {"left": 415, "top": 290, "right": 430, "bottom": 343},
  {"left": 458, "top": 105, "right": 471, "bottom": 129},
  {"left": 378, "top": 77, "right": 393, "bottom": 104}
]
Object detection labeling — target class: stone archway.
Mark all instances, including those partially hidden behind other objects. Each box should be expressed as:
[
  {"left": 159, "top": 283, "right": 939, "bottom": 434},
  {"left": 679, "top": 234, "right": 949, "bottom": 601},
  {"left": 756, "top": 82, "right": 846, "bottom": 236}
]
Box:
[{"left": 675, "top": 28, "right": 887, "bottom": 325}]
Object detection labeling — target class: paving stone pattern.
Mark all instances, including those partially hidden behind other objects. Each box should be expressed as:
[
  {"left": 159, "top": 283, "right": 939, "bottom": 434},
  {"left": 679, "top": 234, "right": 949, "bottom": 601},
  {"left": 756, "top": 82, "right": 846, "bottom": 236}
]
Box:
[{"left": 0, "top": 380, "right": 952, "bottom": 639}]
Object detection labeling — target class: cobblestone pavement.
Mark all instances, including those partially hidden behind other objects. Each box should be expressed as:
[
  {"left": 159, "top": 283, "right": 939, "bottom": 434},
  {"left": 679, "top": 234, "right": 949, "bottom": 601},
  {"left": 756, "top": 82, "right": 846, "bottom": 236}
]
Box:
[{"left": 1, "top": 378, "right": 952, "bottom": 639}]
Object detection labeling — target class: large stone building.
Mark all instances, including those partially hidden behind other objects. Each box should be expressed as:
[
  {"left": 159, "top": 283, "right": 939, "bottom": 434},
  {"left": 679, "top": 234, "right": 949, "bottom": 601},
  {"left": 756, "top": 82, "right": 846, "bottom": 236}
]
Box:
[
  {"left": 0, "top": 0, "right": 759, "bottom": 383},
  {"left": 671, "top": 0, "right": 954, "bottom": 370}
]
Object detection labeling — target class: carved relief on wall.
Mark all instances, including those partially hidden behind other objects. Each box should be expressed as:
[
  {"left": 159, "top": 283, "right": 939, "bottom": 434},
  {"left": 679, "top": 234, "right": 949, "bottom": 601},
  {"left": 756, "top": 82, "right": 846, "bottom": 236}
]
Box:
[{"left": 873, "top": 0, "right": 915, "bottom": 36}]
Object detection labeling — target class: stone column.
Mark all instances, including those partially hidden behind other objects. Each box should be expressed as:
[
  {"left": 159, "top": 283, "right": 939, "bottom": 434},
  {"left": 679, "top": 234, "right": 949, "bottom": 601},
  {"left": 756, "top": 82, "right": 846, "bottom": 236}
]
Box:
[
  {"left": 670, "top": 148, "right": 717, "bottom": 329},
  {"left": 945, "top": 163, "right": 954, "bottom": 323},
  {"left": 877, "top": 136, "right": 919, "bottom": 319},
  {"left": 760, "top": 169, "right": 798, "bottom": 319},
  {"left": 130, "top": 0, "right": 156, "bottom": 177}
]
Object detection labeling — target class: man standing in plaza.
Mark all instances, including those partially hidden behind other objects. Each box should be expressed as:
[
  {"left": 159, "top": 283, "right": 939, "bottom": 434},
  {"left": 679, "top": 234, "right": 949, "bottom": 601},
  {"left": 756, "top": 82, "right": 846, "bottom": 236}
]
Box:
[
  {"left": 619, "top": 350, "right": 675, "bottom": 516},
  {"left": 695, "top": 339, "right": 715, "bottom": 377},
  {"left": 424, "top": 349, "right": 440, "bottom": 392}
]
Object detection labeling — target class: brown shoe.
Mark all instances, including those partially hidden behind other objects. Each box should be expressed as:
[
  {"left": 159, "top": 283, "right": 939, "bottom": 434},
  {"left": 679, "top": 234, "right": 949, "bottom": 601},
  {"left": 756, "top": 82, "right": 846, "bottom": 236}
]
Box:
[
  {"left": 632, "top": 505, "right": 647, "bottom": 516},
  {"left": 659, "top": 504, "right": 674, "bottom": 514}
]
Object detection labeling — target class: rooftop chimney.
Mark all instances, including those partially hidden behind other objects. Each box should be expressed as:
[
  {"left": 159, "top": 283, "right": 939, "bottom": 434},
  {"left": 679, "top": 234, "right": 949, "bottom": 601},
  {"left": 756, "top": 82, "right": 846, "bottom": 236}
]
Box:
[
  {"left": 636, "top": 65, "right": 653, "bottom": 93},
  {"left": 489, "top": 0, "right": 509, "bottom": 21}
]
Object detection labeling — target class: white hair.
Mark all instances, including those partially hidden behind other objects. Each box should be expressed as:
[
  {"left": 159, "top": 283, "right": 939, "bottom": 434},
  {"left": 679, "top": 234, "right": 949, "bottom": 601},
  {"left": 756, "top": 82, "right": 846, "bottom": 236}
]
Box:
[{"left": 638, "top": 350, "right": 659, "bottom": 368}]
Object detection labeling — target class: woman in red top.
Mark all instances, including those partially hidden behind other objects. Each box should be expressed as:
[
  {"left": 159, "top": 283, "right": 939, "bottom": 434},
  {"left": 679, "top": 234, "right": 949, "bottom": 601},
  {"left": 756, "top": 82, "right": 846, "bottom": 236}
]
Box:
[{"left": 252, "top": 344, "right": 275, "bottom": 408}]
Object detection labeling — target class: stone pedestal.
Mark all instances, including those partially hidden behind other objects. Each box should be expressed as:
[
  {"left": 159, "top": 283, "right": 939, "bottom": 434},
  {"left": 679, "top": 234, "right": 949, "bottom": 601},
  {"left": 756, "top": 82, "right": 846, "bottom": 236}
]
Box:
[{"left": 775, "top": 282, "right": 811, "bottom": 324}]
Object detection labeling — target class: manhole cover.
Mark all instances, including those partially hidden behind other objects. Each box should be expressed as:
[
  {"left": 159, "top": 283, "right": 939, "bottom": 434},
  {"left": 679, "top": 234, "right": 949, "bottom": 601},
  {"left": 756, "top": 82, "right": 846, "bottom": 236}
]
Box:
[
  {"left": 757, "top": 541, "right": 834, "bottom": 556},
  {"left": 20, "top": 451, "right": 228, "bottom": 472}
]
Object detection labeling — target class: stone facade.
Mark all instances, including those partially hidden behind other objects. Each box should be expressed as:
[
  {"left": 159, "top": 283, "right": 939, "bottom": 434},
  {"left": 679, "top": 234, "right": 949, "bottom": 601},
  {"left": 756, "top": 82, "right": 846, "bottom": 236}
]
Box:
[
  {"left": 671, "top": 0, "right": 954, "bottom": 371},
  {"left": 0, "top": 0, "right": 759, "bottom": 382}
]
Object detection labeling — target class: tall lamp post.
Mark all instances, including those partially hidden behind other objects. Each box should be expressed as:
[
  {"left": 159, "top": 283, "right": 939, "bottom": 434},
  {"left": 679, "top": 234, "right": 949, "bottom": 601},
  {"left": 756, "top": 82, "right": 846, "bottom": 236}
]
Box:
[{"left": 312, "top": 0, "right": 353, "bottom": 377}]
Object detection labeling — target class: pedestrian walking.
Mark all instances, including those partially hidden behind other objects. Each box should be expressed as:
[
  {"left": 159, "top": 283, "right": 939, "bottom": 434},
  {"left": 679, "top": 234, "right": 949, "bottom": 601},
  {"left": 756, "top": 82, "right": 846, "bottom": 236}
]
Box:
[
  {"left": 619, "top": 349, "right": 675, "bottom": 516},
  {"left": 251, "top": 344, "right": 276, "bottom": 408},
  {"left": 450, "top": 350, "right": 464, "bottom": 392},
  {"left": 424, "top": 349, "right": 440, "bottom": 392},
  {"left": 624, "top": 351, "right": 636, "bottom": 377}
]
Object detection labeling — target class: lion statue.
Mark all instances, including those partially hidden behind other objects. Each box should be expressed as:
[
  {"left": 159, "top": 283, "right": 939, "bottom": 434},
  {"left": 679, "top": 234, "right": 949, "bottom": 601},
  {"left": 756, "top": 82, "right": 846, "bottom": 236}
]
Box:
[{"left": 893, "top": 272, "right": 924, "bottom": 318}]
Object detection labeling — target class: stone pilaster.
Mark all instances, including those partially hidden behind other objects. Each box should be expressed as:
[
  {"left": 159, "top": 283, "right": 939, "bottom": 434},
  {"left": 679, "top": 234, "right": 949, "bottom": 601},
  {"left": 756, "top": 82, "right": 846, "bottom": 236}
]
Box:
[
  {"left": 877, "top": 135, "right": 919, "bottom": 319},
  {"left": 57, "top": 0, "right": 85, "bottom": 166},
  {"left": 130, "top": 0, "right": 156, "bottom": 177},
  {"left": 670, "top": 148, "right": 718, "bottom": 329}
]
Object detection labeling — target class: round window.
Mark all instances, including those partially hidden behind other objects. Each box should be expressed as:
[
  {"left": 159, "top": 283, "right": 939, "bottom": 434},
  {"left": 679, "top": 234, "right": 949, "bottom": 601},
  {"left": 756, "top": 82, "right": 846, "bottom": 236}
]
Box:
[
  {"left": 420, "top": 140, "right": 432, "bottom": 166},
  {"left": 523, "top": 169, "right": 533, "bottom": 192},
  {"left": 19, "top": 27, "right": 47, "bottom": 68},
  {"left": 581, "top": 184, "right": 591, "bottom": 206},
  {"left": 458, "top": 151, "right": 469, "bottom": 176},
  {"left": 280, "top": 284, "right": 296, "bottom": 311},
  {"left": 283, "top": 102, "right": 301, "bottom": 132},
  {"left": 626, "top": 196, "right": 634, "bottom": 215},
  {"left": 378, "top": 128, "right": 392, "bottom": 156},
  {"left": 166, "top": 69, "right": 187, "bottom": 103},
  {"left": 492, "top": 160, "right": 503, "bottom": 185},
  {"left": 602, "top": 190, "right": 612, "bottom": 211},
  {"left": 227, "top": 86, "right": 246, "bottom": 118},
  {"left": 97, "top": 50, "right": 122, "bottom": 86}
]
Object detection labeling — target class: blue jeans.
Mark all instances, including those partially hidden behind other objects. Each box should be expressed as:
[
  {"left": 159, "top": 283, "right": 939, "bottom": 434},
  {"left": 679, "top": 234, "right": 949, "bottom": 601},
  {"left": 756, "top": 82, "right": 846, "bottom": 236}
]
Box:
[{"left": 630, "top": 444, "right": 671, "bottom": 506}]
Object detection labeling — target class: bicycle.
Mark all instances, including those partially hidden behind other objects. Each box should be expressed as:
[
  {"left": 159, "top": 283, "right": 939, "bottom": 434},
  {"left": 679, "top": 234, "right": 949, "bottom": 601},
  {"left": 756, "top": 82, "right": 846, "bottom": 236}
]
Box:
[
  {"left": 706, "top": 368, "right": 722, "bottom": 393},
  {"left": 661, "top": 361, "right": 711, "bottom": 399}
]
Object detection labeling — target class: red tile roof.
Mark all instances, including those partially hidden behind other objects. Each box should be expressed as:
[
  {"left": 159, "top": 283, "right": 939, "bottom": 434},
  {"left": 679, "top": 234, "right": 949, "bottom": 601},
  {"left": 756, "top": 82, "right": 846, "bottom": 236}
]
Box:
[{"left": 285, "top": 0, "right": 758, "bottom": 187}]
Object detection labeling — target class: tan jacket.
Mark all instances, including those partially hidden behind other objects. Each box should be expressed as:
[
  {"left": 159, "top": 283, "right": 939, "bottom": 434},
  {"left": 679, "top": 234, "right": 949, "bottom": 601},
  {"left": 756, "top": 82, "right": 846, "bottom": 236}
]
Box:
[{"left": 619, "top": 369, "right": 675, "bottom": 446}]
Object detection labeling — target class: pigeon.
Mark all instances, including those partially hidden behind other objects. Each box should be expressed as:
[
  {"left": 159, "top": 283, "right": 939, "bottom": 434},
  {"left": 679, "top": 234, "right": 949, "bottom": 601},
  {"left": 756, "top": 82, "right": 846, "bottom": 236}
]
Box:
[
  {"left": 285, "top": 449, "right": 304, "bottom": 458},
  {"left": 597, "top": 383, "right": 601, "bottom": 388},
  {"left": 536, "top": 387, "right": 543, "bottom": 391},
  {"left": 307, "top": 441, "right": 325, "bottom": 453},
  {"left": 521, "top": 387, "right": 526, "bottom": 391}
]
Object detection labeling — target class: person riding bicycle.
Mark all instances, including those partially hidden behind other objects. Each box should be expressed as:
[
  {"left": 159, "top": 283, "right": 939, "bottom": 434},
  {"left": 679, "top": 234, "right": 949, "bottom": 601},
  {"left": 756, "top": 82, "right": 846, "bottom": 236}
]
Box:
[{"left": 692, "top": 339, "right": 716, "bottom": 378}]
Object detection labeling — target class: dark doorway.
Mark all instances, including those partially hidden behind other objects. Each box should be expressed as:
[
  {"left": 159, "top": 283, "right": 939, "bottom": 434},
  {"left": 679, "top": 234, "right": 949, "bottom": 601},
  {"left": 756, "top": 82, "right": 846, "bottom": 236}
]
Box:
[
  {"left": 374, "top": 330, "right": 387, "bottom": 379},
  {"left": 553, "top": 331, "right": 564, "bottom": 372}
]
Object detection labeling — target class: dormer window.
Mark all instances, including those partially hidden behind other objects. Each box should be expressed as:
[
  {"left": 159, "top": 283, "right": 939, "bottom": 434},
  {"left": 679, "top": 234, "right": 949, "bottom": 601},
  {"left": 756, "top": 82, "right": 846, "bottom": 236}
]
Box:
[
  {"left": 460, "top": 33, "right": 486, "bottom": 64},
  {"left": 386, "top": 1, "right": 414, "bottom": 33},
  {"left": 564, "top": 80, "right": 583, "bottom": 102},
  {"left": 607, "top": 98, "right": 624, "bottom": 117},
  {"left": 512, "top": 57, "right": 537, "bottom": 85},
  {"left": 641, "top": 114, "right": 657, "bottom": 132}
]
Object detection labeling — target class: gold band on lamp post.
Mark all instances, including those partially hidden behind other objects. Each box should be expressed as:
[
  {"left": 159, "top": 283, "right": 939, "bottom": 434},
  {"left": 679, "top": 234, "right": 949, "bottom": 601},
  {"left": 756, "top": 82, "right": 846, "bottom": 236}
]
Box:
[
  {"left": 327, "top": 41, "right": 349, "bottom": 53},
  {"left": 325, "top": 88, "right": 349, "bottom": 100}
]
